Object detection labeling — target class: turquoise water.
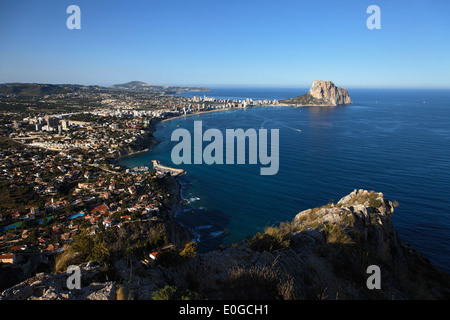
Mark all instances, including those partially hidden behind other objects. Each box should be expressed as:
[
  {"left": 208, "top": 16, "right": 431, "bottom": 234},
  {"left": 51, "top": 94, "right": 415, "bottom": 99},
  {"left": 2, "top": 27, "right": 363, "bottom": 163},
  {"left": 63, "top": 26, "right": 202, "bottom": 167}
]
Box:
[{"left": 120, "top": 88, "right": 450, "bottom": 272}]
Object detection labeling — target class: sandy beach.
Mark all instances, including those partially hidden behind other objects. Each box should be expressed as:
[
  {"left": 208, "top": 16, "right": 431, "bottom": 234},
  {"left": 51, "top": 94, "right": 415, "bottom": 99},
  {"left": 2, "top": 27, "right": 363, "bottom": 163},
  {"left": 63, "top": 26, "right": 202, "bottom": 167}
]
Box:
[{"left": 160, "top": 107, "right": 238, "bottom": 123}]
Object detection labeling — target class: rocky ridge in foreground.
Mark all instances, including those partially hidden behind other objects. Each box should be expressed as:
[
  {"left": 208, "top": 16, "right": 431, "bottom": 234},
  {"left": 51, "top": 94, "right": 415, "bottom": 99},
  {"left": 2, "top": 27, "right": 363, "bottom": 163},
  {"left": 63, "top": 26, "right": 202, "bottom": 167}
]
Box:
[{"left": 2, "top": 189, "right": 449, "bottom": 300}]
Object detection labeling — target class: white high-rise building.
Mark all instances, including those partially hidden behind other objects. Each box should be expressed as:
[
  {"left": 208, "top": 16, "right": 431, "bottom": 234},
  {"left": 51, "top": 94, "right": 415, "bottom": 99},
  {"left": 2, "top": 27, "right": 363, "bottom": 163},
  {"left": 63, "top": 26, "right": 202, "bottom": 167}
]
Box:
[{"left": 61, "top": 119, "right": 69, "bottom": 131}]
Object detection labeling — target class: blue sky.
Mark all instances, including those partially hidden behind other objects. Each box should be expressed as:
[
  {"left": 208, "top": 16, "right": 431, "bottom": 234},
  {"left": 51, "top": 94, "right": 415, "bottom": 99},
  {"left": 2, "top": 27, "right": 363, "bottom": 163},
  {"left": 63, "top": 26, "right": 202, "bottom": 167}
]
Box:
[{"left": 0, "top": 0, "right": 449, "bottom": 88}]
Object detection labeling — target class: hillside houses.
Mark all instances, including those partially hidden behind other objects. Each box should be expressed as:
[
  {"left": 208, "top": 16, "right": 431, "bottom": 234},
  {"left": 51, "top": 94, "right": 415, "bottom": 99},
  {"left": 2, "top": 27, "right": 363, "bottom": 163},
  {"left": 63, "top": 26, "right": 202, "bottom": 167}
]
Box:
[{"left": 0, "top": 141, "right": 170, "bottom": 265}]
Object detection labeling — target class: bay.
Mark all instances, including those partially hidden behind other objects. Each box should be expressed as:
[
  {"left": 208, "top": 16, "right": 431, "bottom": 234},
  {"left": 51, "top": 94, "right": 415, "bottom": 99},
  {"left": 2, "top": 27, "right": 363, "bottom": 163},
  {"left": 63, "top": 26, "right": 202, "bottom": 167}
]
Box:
[{"left": 120, "top": 87, "right": 450, "bottom": 272}]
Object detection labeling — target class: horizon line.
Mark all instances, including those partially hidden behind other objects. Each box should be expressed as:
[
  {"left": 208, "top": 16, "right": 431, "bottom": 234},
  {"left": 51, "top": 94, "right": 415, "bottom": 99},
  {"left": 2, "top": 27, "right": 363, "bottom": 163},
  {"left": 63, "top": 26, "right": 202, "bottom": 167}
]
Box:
[{"left": 1, "top": 81, "right": 449, "bottom": 90}]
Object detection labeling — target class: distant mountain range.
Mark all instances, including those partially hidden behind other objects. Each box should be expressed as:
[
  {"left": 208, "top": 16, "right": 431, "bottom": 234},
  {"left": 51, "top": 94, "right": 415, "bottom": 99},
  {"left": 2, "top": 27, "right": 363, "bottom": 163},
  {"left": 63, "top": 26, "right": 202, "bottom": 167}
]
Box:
[
  {"left": 0, "top": 83, "right": 103, "bottom": 97},
  {"left": 0, "top": 81, "right": 210, "bottom": 97},
  {"left": 111, "top": 81, "right": 211, "bottom": 94}
]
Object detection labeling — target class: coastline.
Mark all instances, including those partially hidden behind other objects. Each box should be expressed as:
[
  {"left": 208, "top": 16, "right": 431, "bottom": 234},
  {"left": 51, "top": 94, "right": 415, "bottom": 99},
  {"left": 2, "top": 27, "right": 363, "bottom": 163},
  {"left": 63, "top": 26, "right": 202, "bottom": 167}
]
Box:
[
  {"left": 158, "top": 103, "right": 326, "bottom": 125},
  {"left": 115, "top": 118, "right": 193, "bottom": 243},
  {"left": 119, "top": 104, "right": 295, "bottom": 246},
  {"left": 116, "top": 119, "right": 161, "bottom": 159},
  {"left": 160, "top": 106, "right": 243, "bottom": 123},
  {"left": 114, "top": 101, "right": 353, "bottom": 251}
]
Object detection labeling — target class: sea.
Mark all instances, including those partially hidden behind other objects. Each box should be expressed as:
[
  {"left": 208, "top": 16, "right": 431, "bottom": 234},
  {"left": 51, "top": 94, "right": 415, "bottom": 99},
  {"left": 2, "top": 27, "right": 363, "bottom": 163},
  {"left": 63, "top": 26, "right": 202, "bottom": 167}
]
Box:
[{"left": 119, "top": 87, "right": 450, "bottom": 272}]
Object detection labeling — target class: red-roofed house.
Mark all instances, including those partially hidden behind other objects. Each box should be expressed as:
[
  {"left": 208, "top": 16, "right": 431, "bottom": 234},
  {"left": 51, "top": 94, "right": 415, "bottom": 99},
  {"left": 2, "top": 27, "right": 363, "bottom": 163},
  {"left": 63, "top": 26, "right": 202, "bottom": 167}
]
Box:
[
  {"left": 102, "top": 218, "right": 114, "bottom": 229},
  {"left": 10, "top": 245, "right": 26, "bottom": 252},
  {"left": 12, "top": 211, "right": 21, "bottom": 220},
  {"left": 90, "top": 203, "right": 109, "bottom": 215},
  {"left": 0, "top": 253, "right": 16, "bottom": 264},
  {"left": 149, "top": 252, "right": 159, "bottom": 260}
]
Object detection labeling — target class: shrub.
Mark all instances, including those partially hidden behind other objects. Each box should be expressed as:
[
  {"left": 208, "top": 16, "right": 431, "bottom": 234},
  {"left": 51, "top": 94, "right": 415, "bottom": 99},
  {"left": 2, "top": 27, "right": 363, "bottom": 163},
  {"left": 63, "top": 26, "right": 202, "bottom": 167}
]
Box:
[
  {"left": 54, "top": 251, "right": 84, "bottom": 273},
  {"left": 295, "top": 209, "right": 326, "bottom": 231},
  {"left": 180, "top": 241, "right": 197, "bottom": 260},
  {"left": 227, "top": 265, "right": 295, "bottom": 299},
  {"left": 368, "top": 195, "right": 382, "bottom": 208},
  {"left": 324, "top": 224, "right": 353, "bottom": 245},
  {"left": 90, "top": 237, "right": 110, "bottom": 263},
  {"left": 125, "top": 234, "right": 168, "bottom": 259},
  {"left": 341, "top": 212, "right": 356, "bottom": 226},
  {"left": 69, "top": 231, "right": 94, "bottom": 256},
  {"left": 152, "top": 285, "right": 200, "bottom": 300},
  {"left": 248, "top": 221, "right": 298, "bottom": 252},
  {"left": 249, "top": 232, "right": 290, "bottom": 253},
  {"left": 67, "top": 230, "right": 110, "bottom": 265},
  {"left": 148, "top": 233, "right": 168, "bottom": 249}
]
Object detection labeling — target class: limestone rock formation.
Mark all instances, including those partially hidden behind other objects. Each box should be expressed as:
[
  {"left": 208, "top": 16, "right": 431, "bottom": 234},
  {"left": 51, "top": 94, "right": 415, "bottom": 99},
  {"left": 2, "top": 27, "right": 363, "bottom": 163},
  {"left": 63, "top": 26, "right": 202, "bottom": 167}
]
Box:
[
  {"left": 281, "top": 80, "right": 353, "bottom": 106},
  {"left": 309, "top": 80, "right": 353, "bottom": 105},
  {"left": 0, "top": 262, "right": 116, "bottom": 300}
]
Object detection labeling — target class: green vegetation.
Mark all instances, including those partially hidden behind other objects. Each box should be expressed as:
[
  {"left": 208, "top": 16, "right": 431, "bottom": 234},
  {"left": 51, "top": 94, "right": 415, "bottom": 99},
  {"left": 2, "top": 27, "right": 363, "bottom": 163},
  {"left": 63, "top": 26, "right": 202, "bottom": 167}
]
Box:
[
  {"left": 125, "top": 233, "right": 169, "bottom": 259},
  {"left": 152, "top": 285, "right": 201, "bottom": 300},
  {"left": 55, "top": 230, "right": 110, "bottom": 272},
  {"left": 227, "top": 265, "right": 295, "bottom": 300},
  {"left": 0, "top": 181, "right": 45, "bottom": 212},
  {"left": 323, "top": 224, "right": 353, "bottom": 245},
  {"left": 179, "top": 241, "right": 197, "bottom": 259},
  {"left": 295, "top": 209, "right": 324, "bottom": 231},
  {"left": 280, "top": 93, "right": 327, "bottom": 106},
  {"left": 248, "top": 222, "right": 296, "bottom": 253},
  {"left": 68, "top": 113, "right": 99, "bottom": 123},
  {"left": 0, "top": 83, "right": 73, "bottom": 97},
  {"left": 342, "top": 190, "right": 384, "bottom": 208},
  {"left": 368, "top": 195, "right": 382, "bottom": 208},
  {"left": 156, "top": 241, "right": 197, "bottom": 267}
]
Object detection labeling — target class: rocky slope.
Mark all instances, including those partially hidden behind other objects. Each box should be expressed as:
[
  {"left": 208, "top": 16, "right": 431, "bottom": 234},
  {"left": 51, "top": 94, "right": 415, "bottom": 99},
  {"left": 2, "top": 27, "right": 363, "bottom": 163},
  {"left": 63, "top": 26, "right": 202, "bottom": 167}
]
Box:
[
  {"left": 2, "top": 189, "right": 450, "bottom": 300},
  {"left": 281, "top": 80, "right": 353, "bottom": 106},
  {"left": 0, "top": 262, "right": 115, "bottom": 300}
]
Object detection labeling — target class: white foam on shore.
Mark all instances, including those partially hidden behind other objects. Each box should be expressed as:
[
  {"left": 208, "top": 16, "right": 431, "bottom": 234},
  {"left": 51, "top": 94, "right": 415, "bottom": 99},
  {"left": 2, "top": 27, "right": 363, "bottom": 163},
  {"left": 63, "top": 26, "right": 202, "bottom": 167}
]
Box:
[
  {"left": 195, "top": 225, "right": 213, "bottom": 230},
  {"left": 191, "top": 229, "right": 201, "bottom": 242},
  {"left": 188, "top": 197, "right": 201, "bottom": 203},
  {"left": 210, "top": 230, "right": 224, "bottom": 238}
]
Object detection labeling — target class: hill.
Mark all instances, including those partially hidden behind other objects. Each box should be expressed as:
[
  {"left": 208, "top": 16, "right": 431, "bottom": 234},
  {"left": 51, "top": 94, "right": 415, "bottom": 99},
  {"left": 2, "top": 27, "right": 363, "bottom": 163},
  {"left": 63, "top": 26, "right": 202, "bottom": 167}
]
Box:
[
  {"left": 0, "top": 81, "right": 210, "bottom": 98},
  {"left": 0, "top": 83, "right": 104, "bottom": 97},
  {"left": 111, "top": 81, "right": 210, "bottom": 94}
]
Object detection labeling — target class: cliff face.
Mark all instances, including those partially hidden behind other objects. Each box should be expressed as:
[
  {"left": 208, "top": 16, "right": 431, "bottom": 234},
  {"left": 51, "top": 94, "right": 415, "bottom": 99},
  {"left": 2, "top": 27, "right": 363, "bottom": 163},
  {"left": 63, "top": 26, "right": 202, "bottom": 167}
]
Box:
[
  {"left": 308, "top": 80, "right": 353, "bottom": 105},
  {"left": 174, "top": 189, "right": 450, "bottom": 300},
  {"left": 2, "top": 190, "right": 450, "bottom": 300},
  {"left": 281, "top": 80, "right": 353, "bottom": 106}
]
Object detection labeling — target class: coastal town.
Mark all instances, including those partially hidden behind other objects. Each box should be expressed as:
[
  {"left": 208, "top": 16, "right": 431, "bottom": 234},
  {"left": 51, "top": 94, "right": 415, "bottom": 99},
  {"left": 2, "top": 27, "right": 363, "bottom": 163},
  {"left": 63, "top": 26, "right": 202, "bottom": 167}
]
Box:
[
  {"left": 0, "top": 82, "right": 280, "bottom": 290},
  {"left": 1, "top": 82, "right": 450, "bottom": 302},
  {"left": 2, "top": 0, "right": 450, "bottom": 305}
]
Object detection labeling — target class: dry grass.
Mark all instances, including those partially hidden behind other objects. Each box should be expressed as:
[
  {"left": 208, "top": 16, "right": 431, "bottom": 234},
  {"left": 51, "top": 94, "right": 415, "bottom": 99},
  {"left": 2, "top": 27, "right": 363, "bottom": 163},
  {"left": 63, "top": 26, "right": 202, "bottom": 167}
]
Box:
[
  {"left": 324, "top": 225, "right": 353, "bottom": 245},
  {"left": 115, "top": 284, "right": 128, "bottom": 300},
  {"left": 249, "top": 221, "right": 300, "bottom": 252},
  {"left": 227, "top": 265, "right": 296, "bottom": 299},
  {"left": 54, "top": 251, "right": 84, "bottom": 273}
]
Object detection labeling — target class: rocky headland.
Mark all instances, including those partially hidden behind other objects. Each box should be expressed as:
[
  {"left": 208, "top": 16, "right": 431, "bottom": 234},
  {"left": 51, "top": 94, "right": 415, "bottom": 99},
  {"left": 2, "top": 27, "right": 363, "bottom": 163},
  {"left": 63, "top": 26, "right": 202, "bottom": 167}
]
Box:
[
  {"left": 2, "top": 189, "right": 449, "bottom": 300},
  {"left": 281, "top": 80, "right": 353, "bottom": 106}
]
